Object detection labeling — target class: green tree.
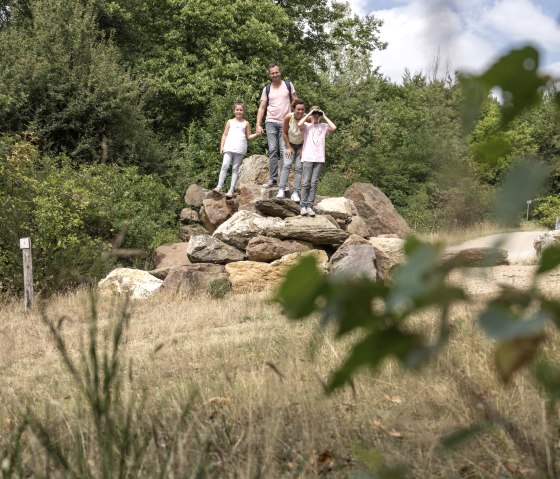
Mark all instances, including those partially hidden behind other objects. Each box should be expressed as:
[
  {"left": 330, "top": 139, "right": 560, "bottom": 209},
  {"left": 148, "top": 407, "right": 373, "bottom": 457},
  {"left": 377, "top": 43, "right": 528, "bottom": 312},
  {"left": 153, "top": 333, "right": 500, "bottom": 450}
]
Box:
[
  {"left": 0, "top": 0, "right": 160, "bottom": 170},
  {"left": 0, "top": 135, "right": 178, "bottom": 294}
]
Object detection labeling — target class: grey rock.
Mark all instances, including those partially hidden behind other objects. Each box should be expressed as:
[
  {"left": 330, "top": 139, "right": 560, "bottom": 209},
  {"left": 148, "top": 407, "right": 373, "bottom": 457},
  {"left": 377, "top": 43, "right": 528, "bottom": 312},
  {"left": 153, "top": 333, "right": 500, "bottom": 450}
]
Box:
[
  {"left": 246, "top": 235, "right": 312, "bottom": 262},
  {"left": 441, "top": 247, "right": 509, "bottom": 267},
  {"left": 153, "top": 242, "right": 190, "bottom": 267},
  {"left": 254, "top": 198, "right": 301, "bottom": 218},
  {"left": 179, "top": 224, "right": 208, "bottom": 242},
  {"left": 346, "top": 216, "right": 369, "bottom": 237},
  {"left": 184, "top": 184, "right": 209, "bottom": 208},
  {"left": 160, "top": 264, "right": 229, "bottom": 296},
  {"left": 267, "top": 215, "right": 349, "bottom": 246},
  {"left": 345, "top": 183, "right": 411, "bottom": 238},
  {"left": 98, "top": 268, "right": 162, "bottom": 299},
  {"left": 368, "top": 237, "right": 405, "bottom": 281},
  {"left": 213, "top": 210, "right": 284, "bottom": 249},
  {"left": 187, "top": 234, "right": 245, "bottom": 264},
  {"left": 316, "top": 197, "right": 357, "bottom": 219},
  {"left": 329, "top": 242, "right": 377, "bottom": 280},
  {"left": 237, "top": 155, "right": 270, "bottom": 188},
  {"left": 200, "top": 195, "right": 239, "bottom": 233},
  {"left": 534, "top": 230, "right": 560, "bottom": 258},
  {"left": 180, "top": 207, "right": 200, "bottom": 225}
]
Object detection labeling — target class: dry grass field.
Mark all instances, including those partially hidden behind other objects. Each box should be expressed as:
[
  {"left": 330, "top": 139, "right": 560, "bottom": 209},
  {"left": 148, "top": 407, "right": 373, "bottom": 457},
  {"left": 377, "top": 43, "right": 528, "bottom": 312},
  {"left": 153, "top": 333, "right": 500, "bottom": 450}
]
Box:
[{"left": 1, "top": 265, "right": 560, "bottom": 478}]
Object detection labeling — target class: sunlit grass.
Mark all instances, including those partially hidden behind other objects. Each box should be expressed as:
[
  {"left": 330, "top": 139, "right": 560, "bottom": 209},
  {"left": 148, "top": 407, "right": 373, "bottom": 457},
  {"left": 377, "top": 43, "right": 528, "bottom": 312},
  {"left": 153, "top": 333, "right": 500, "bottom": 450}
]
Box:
[{"left": 1, "top": 274, "right": 558, "bottom": 477}]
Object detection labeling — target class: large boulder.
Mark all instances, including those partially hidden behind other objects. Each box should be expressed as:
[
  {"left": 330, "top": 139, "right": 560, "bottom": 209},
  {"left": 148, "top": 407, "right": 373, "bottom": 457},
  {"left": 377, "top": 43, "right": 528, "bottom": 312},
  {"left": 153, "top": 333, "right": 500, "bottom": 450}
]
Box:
[
  {"left": 316, "top": 197, "right": 357, "bottom": 220},
  {"left": 267, "top": 216, "right": 349, "bottom": 245},
  {"left": 246, "top": 235, "right": 312, "bottom": 262},
  {"left": 200, "top": 195, "right": 239, "bottom": 233},
  {"left": 160, "top": 264, "right": 229, "bottom": 296},
  {"left": 226, "top": 250, "right": 328, "bottom": 293},
  {"left": 344, "top": 183, "right": 411, "bottom": 238},
  {"left": 98, "top": 268, "right": 162, "bottom": 299},
  {"left": 184, "top": 184, "right": 209, "bottom": 208},
  {"left": 237, "top": 155, "right": 269, "bottom": 188},
  {"left": 368, "top": 237, "right": 406, "bottom": 281},
  {"left": 254, "top": 199, "right": 300, "bottom": 218},
  {"left": 329, "top": 240, "right": 377, "bottom": 280},
  {"left": 187, "top": 234, "right": 245, "bottom": 264},
  {"left": 179, "top": 224, "right": 209, "bottom": 242},
  {"left": 213, "top": 210, "right": 284, "bottom": 249},
  {"left": 534, "top": 230, "right": 560, "bottom": 258}
]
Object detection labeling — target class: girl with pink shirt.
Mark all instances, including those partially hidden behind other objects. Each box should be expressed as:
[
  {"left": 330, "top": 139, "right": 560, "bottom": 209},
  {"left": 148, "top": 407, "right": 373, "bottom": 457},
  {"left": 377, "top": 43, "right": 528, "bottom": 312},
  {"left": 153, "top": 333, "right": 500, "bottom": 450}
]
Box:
[{"left": 297, "top": 105, "right": 336, "bottom": 216}]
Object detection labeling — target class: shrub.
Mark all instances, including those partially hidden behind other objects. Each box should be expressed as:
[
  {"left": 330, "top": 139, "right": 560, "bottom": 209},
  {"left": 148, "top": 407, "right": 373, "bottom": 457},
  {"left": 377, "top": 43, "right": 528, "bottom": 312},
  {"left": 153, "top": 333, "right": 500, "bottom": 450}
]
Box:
[{"left": 0, "top": 137, "right": 179, "bottom": 294}]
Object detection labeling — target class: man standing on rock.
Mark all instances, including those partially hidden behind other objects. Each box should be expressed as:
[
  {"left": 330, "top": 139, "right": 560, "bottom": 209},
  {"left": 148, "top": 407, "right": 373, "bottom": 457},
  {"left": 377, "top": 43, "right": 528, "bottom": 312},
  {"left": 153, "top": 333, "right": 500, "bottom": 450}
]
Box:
[{"left": 256, "top": 64, "right": 297, "bottom": 188}]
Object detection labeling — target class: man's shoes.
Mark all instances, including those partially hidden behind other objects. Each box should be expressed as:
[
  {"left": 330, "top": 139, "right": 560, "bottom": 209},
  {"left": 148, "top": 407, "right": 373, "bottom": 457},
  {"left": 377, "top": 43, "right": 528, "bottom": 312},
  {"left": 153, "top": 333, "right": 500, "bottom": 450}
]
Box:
[
  {"left": 306, "top": 207, "right": 316, "bottom": 217},
  {"left": 276, "top": 189, "right": 285, "bottom": 199},
  {"left": 262, "top": 180, "right": 276, "bottom": 188},
  {"left": 300, "top": 207, "right": 308, "bottom": 216},
  {"left": 291, "top": 192, "right": 300, "bottom": 203}
]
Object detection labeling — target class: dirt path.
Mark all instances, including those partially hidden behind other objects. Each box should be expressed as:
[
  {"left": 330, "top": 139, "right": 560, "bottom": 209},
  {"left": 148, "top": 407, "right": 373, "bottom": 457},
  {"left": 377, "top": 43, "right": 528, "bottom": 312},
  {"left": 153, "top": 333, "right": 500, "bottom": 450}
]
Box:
[
  {"left": 451, "top": 230, "right": 547, "bottom": 265},
  {"left": 447, "top": 230, "right": 560, "bottom": 296}
]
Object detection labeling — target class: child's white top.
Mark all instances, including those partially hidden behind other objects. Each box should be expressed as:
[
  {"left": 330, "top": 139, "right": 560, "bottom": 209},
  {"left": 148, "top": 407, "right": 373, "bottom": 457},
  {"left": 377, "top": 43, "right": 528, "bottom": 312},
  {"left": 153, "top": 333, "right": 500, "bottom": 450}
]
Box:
[
  {"left": 224, "top": 119, "right": 248, "bottom": 154},
  {"left": 301, "top": 123, "right": 329, "bottom": 163}
]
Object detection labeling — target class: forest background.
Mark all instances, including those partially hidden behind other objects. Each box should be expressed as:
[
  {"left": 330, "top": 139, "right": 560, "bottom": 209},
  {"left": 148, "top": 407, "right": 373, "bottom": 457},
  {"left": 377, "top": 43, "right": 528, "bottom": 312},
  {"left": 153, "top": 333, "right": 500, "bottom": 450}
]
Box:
[{"left": 1, "top": 0, "right": 559, "bottom": 295}]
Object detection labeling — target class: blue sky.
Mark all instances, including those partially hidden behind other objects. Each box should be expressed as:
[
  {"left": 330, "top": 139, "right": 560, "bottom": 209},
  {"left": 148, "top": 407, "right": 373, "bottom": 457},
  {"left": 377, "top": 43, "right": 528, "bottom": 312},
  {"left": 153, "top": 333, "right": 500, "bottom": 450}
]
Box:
[{"left": 347, "top": 0, "right": 560, "bottom": 82}]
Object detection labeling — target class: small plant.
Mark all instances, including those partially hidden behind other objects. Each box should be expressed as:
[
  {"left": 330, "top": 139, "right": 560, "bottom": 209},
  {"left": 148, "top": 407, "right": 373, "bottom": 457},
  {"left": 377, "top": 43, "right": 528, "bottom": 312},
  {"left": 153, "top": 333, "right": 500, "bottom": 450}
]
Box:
[{"left": 208, "top": 277, "right": 232, "bottom": 300}]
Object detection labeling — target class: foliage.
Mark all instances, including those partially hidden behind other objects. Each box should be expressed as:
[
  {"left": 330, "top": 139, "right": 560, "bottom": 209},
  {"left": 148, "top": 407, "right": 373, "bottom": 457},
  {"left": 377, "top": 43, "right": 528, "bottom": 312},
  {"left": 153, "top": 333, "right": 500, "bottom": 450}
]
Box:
[
  {"left": 277, "top": 45, "right": 560, "bottom": 478},
  {"left": 0, "top": 0, "right": 162, "bottom": 170},
  {"left": 533, "top": 194, "right": 560, "bottom": 228},
  {"left": 0, "top": 136, "right": 178, "bottom": 294},
  {"left": 318, "top": 72, "right": 491, "bottom": 231}
]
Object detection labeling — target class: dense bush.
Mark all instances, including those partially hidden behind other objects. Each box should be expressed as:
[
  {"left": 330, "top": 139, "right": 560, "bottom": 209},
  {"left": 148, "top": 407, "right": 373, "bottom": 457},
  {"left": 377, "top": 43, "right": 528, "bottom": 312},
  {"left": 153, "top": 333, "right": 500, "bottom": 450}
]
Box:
[
  {"left": 0, "top": 0, "right": 163, "bottom": 171},
  {"left": 0, "top": 136, "right": 179, "bottom": 294}
]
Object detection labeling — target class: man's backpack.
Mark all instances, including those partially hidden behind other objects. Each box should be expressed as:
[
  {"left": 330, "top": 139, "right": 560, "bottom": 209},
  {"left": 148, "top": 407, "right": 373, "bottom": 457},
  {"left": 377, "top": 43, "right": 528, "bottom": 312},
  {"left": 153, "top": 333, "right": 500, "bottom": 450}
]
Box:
[{"left": 265, "top": 80, "right": 293, "bottom": 105}]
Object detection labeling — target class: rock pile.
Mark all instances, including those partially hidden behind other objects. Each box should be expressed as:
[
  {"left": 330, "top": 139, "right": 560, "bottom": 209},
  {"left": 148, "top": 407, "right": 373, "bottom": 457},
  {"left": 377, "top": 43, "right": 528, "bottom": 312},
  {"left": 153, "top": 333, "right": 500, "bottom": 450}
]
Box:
[{"left": 98, "top": 155, "right": 411, "bottom": 299}]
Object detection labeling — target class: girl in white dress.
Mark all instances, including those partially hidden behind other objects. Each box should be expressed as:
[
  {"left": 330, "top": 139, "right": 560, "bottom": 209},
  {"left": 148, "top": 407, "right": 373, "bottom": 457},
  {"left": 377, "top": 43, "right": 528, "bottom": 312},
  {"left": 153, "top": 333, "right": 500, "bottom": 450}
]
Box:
[{"left": 215, "top": 101, "right": 261, "bottom": 198}]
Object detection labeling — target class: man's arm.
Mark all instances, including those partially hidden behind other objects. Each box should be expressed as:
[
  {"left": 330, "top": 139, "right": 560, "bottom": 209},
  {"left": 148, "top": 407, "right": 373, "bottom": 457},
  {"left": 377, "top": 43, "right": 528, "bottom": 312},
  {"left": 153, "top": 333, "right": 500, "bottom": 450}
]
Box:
[
  {"left": 256, "top": 99, "right": 267, "bottom": 135},
  {"left": 289, "top": 83, "right": 297, "bottom": 103}
]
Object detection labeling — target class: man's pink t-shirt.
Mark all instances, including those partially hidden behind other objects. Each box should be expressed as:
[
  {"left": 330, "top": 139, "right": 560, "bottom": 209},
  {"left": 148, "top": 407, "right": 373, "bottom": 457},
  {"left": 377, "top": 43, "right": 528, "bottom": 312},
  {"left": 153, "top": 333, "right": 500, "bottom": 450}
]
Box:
[
  {"left": 300, "top": 123, "right": 330, "bottom": 163},
  {"left": 260, "top": 82, "right": 295, "bottom": 124}
]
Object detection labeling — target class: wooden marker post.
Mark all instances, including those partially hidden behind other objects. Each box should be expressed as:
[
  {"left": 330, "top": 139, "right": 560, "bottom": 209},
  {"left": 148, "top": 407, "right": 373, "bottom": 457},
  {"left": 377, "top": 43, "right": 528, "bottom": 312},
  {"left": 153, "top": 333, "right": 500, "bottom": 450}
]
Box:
[{"left": 20, "top": 237, "right": 33, "bottom": 311}]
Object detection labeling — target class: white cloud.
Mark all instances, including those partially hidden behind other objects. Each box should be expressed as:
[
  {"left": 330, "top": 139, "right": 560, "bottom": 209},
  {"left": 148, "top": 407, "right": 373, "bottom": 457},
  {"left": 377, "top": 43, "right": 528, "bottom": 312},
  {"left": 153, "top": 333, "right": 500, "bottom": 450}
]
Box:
[
  {"left": 543, "top": 61, "right": 560, "bottom": 78},
  {"left": 360, "top": 0, "right": 560, "bottom": 83},
  {"left": 483, "top": 0, "right": 560, "bottom": 50}
]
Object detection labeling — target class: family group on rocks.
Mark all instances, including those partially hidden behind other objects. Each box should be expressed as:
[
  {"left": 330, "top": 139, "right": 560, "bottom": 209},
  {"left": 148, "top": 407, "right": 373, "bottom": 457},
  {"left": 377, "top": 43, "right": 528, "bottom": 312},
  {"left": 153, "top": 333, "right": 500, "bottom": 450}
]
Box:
[
  {"left": 213, "top": 63, "right": 336, "bottom": 217},
  {"left": 97, "top": 64, "right": 512, "bottom": 299}
]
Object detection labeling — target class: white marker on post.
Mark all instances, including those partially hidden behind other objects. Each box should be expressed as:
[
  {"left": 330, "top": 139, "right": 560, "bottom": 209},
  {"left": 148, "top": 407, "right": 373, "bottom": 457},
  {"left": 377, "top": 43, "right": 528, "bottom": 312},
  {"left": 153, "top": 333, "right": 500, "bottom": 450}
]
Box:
[{"left": 20, "top": 237, "right": 33, "bottom": 311}]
